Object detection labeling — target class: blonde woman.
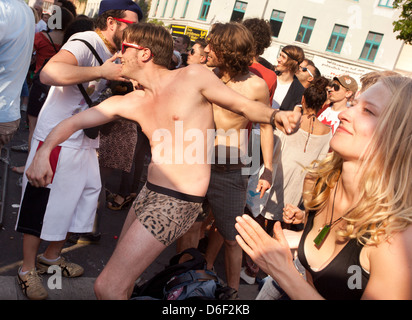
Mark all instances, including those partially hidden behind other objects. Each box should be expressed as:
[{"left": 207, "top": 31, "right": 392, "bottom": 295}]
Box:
[{"left": 235, "top": 75, "right": 412, "bottom": 299}]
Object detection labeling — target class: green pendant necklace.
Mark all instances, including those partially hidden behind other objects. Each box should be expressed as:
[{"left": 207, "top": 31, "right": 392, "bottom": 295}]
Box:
[{"left": 313, "top": 176, "right": 343, "bottom": 248}]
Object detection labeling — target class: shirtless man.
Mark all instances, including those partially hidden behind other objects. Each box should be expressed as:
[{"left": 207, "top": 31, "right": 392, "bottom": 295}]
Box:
[
  {"left": 202, "top": 22, "right": 275, "bottom": 294},
  {"left": 26, "top": 23, "right": 300, "bottom": 300}
]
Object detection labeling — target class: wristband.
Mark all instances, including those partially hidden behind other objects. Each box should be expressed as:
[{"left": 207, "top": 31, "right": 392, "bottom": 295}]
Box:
[{"left": 270, "top": 109, "right": 279, "bottom": 129}]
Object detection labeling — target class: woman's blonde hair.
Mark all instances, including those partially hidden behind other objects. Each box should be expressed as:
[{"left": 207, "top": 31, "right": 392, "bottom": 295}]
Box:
[{"left": 305, "top": 76, "right": 412, "bottom": 245}]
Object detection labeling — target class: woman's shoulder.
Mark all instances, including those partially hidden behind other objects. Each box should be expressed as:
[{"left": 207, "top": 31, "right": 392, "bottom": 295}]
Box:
[
  {"left": 367, "top": 224, "right": 412, "bottom": 269},
  {"left": 361, "top": 224, "right": 412, "bottom": 299}
]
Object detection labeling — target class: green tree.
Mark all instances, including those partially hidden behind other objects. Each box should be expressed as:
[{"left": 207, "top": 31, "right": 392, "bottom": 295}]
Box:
[
  {"left": 393, "top": 0, "right": 412, "bottom": 44},
  {"left": 137, "top": 0, "right": 150, "bottom": 21}
]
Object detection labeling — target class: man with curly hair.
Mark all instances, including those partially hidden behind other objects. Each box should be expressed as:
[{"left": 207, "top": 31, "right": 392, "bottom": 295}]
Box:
[{"left": 203, "top": 22, "right": 275, "bottom": 296}]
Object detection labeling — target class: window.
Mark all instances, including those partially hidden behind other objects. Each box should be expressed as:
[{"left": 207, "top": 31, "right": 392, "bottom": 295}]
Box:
[
  {"left": 230, "top": 1, "right": 247, "bottom": 22},
  {"left": 198, "top": 0, "right": 212, "bottom": 21},
  {"left": 326, "top": 24, "right": 348, "bottom": 54},
  {"left": 170, "top": 0, "right": 178, "bottom": 17},
  {"left": 295, "top": 17, "right": 316, "bottom": 44},
  {"left": 154, "top": 0, "right": 160, "bottom": 16},
  {"left": 378, "top": 0, "right": 394, "bottom": 8},
  {"left": 270, "top": 10, "right": 285, "bottom": 38},
  {"left": 360, "top": 32, "right": 383, "bottom": 62},
  {"left": 181, "top": 0, "right": 189, "bottom": 18},
  {"left": 161, "top": 0, "right": 169, "bottom": 17}
]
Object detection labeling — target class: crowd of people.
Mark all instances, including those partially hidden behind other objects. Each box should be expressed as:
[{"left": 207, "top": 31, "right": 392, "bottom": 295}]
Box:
[{"left": 1, "top": 0, "right": 411, "bottom": 301}]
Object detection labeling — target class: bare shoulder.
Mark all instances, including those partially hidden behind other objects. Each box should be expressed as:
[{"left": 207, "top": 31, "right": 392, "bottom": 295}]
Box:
[
  {"left": 182, "top": 64, "right": 217, "bottom": 83},
  {"left": 367, "top": 225, "right": 412, "bottom": 270},
  {"left": 232, "top": 72, "right": 269, "bottom": 102},
  {"left": 97, "top": 89, "right": 145, "bottom": 115},
  {"left": 362, "top": 225, "right": 412, "bottom": 299},
  {"left": 184, "top": 63, "right": 212, "bottom": 75}
]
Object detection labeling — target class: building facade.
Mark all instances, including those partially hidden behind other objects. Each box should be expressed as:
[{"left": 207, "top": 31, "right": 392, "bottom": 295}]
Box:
[
  {"left": 149, "top": 0, "right": 412, "bottom": 81},
  {"left": 27, "top": 0, "right": 411, "bottom": 81}
]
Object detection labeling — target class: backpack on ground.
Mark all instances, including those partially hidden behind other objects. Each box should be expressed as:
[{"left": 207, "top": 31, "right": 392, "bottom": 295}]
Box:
[{"left": 131, "top": 248, "right": 226, "bottom": 300}]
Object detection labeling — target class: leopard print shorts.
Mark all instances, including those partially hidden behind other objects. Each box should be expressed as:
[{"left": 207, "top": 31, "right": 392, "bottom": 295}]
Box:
[{"left": 132, "top": 182, "right": 204, "bottom": 246}]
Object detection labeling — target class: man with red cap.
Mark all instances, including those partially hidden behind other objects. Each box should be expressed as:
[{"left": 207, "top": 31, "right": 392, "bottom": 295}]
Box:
[{"left": 15, "top": 0, "right": 142, "bottom": 300}]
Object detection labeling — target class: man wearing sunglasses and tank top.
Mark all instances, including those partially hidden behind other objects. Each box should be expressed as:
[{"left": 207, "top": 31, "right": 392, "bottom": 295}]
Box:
[
  {"left": 15, "top": 0, "right": 142, "bottom": 300},
  {"left": 318, "top": 75, "right": 358, "bottom": 134}
]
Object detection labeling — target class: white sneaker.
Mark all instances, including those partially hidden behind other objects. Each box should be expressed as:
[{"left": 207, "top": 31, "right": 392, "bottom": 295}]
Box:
[{"left": 240, "top": 267, "right": 256, "bottom": 285}]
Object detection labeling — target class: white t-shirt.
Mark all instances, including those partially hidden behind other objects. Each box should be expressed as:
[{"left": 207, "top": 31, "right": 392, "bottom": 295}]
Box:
[
  {"left": 317, "top": 107, "right": 341, "bottom": 134},
  {"left": 271, "top": 81, "right": 291, "bottom": 109},
  {"left": 0, "top": 0, "right": 35, "bottom": 122},
  {"left": 34, "top": 31, "right": 112, "bottom": 149}
]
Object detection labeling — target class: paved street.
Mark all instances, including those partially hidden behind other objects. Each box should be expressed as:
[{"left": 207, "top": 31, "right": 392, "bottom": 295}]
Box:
[{"left": 0, "top": 114, "right": 260, "bottom": 301}]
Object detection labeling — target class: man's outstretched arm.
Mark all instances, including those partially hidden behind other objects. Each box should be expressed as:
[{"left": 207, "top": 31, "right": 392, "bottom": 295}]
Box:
[
  {"left": 195, "top": 64, "right": 301, "bottom": 133},
  {"left": 26, "top": 96, "right": 123, "bottom": 187}
]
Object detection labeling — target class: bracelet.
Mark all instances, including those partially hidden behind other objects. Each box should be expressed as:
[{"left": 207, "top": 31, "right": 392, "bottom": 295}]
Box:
[{"left": 270, "top": 109, "right": 279, "bottom": 129}]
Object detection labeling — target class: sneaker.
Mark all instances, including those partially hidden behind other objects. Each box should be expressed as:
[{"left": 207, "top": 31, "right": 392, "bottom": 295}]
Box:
[
  {"left": 68, "top": 232, "right": 101, "bottom": 245},
  {"left": 37, "top": 255, "right": 84, "bottom": 278},
  {"left": 11, "top": 143, "right": 29, "bottom": 153},
  {"left": 240, "top": 267, "right": 256, "bottom": 285},
  {"left": 17, "top": 268, "right": 48, "bottom": 300}
]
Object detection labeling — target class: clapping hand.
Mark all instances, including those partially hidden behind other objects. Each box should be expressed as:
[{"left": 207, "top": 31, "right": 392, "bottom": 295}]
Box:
[{"left": 235, "top": 215, "right": 293, "bottom": 279}]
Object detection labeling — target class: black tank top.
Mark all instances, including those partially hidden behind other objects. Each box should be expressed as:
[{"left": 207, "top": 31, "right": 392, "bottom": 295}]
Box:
[{"left": 297, "top": 210, "right": 370, "bottom": 300}]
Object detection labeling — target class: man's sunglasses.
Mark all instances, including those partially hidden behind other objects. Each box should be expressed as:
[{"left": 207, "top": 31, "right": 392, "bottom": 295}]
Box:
[
  {"left": 300, "top": 66, "right": 314, "bottom": 78},
  {"left": 121, "top": 42, "right": 154, "bottom": 56},
  {"left": 113, "top": 17, "right": 135, "bottom": 25}
]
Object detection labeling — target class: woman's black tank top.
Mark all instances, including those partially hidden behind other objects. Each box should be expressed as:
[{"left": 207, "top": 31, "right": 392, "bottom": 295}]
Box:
[{"left": 297, "top": 210, "right": 369, "bottom": 300}]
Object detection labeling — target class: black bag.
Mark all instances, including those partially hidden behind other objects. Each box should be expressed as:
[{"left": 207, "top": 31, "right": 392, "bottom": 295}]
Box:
[
  {"left": 71, "top": 38, "right": 106, "bottom": 139},
  {"left": 131, "top": 248, "right": 223, "bottom": 300}
]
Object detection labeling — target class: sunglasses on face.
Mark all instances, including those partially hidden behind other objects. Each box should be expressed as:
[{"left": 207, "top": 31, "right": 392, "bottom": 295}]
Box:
[
  {"left": 330, "top": 82, "right": 342, "bottom": 92},
  {"left": 121, "top": 42, "right": 154, "bottom": 57},
  {"left": 113, "top": 17, "right": 135, "bottom": 25},
  {"left": 300, "top": 66, "right": 314, "bottom": 78},
  {"left": 190, "top": 48, "right": 195, "bottom": 55}
]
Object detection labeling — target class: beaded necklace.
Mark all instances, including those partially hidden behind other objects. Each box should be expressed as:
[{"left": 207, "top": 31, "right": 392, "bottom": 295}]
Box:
[{"left": 95, "top": 28, "right": 117, "bottom": 54}]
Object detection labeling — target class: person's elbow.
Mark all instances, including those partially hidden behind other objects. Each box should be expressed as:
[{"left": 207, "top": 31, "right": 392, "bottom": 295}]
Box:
[{"left": 39, "top": 63, "right": 57, "bottom": 86}]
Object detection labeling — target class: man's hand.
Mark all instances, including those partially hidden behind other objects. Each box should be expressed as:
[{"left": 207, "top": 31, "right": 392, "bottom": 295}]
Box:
[
  {"left": 100, "top": 53, "right": 129, "bottom": 82},
  {"left": 282, "top": 203, "right": 305, "bottom": 224},
  {"left": 25, "top": 149, "right": 53, "bottom": 188},
  {"left": 256, "top": 167, "right": 272, "bottom": 198},
  {"left": 274, "top": 109, "right": 301, "bottom": 134}
]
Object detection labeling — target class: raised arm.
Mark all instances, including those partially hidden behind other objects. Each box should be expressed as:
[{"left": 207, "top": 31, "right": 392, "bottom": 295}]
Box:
[
  {"left": 40, "top": 50, "right": 127, "bottom": 86},
  {"left": 196, "top": 65, "right": 301, "bottom": 134}
]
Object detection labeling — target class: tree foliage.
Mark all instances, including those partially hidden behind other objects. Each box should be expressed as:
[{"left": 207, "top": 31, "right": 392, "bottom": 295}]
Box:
[{"left": 393, "top": 0, "right": 412, "bottom": 44}]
